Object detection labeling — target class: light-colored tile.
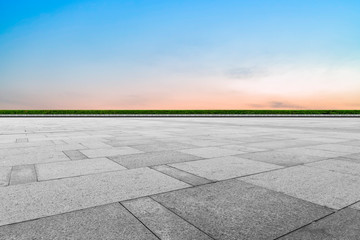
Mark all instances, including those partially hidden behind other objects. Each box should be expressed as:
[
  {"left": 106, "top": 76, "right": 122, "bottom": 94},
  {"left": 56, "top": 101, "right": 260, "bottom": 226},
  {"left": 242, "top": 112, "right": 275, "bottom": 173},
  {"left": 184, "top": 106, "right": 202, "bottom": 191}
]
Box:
[
  {"left": 243, "top": 166, "right": 360, "bottom": 209},
  {"left": 10, "top": 165, "right": 37, "bottom": 185},
  {"left": 0, "top": 167, "right": 189, "bottom": 226},
  {"left": 123, "top": 197, "right": 212, "bottom": 240},
  {"left": 170, "top": 156, "right": 282, "bottom": 181},
  {"left": 179, "top": 147, "right": 243, "bottom": 158},
  {"left": 36, "top": 158, "right": 126, "bottom": 180},
  {"left": 0, "top": 167, "right": 11, "bottom": 187},
  {"left": 80, "top": 147, "right": 142, "bottom": 158},
  {"left": 0, "top": 203, "right": 158, "bottom": 240},
  {"left": 305, "top": 159, "right": 360, "bottom": 177}
]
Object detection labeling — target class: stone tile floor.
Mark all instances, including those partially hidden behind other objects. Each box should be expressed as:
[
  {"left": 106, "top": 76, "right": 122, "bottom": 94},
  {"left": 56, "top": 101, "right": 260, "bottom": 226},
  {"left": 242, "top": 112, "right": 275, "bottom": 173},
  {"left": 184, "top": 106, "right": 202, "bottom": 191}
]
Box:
[{"left": 0, "top": 117, "right": 360, "bottom": 240}]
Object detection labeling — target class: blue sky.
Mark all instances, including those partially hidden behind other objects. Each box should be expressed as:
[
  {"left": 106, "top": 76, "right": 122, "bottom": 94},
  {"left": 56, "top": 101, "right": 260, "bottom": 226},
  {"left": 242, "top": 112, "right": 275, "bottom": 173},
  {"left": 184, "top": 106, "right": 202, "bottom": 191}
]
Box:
[{"left": 1, "top": 0, "right": 359, "bottom": 109}]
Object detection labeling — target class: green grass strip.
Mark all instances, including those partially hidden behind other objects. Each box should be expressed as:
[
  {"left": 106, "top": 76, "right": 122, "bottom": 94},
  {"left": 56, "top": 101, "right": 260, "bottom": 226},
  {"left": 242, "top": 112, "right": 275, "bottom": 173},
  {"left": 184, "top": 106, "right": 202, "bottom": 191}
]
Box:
[{"left": 0, "top": 110, "right": 359, "bottom": 114}]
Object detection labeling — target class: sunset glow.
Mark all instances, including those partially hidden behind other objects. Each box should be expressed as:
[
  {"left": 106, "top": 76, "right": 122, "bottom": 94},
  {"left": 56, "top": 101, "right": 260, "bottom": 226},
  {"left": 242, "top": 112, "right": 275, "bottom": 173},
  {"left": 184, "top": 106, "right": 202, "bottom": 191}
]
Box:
[{"left": 1, "top": 0, "right": 359, "bottom": 109}]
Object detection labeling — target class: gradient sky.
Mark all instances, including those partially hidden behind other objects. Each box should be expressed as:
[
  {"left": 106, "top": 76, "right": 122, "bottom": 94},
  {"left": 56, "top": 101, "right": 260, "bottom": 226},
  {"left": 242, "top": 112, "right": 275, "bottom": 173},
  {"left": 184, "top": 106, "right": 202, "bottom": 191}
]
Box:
[{"left": 1, "top": 0, "right": 359, "bottom": 109}]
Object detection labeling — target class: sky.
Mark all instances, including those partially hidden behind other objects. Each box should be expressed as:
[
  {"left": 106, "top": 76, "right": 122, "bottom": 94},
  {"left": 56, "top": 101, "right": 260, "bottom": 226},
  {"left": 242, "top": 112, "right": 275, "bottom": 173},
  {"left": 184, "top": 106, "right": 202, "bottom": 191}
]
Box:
[{"left": 0, "top": 0, "right": 359, "bottom": 109}]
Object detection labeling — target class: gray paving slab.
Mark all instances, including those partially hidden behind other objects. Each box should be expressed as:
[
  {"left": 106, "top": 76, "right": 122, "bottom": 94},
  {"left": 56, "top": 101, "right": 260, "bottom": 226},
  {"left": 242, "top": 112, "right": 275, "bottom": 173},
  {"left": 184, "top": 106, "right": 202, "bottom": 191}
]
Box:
[
  {"left": 131, "top": 142, "right": 197, "bottom": 152},
  {"left": 153, "top": 179, "right": 332, "bottom": 240},
  {"left": 308, "top": 144, "right": 360, "bottom": 154},
  {"left": 0, "top": 167, "right": 11, "bottom": 187},
  {"left": 123, "top": 197, "right": 212, "bottom": 240},
  {"left": 0, "top": 203, "right": 157, "bottom": 240},
  {"left": 0, "top": 151, "right": 70, "bottom": 167},
  {"left": 339, "top": 153, "right": 360, "bottom": 162},
  {"left": 80, "top": 147, "right": 142, "bottom": 158},
  {"left": 278, "top": 208, "right": 360, "bottom": 240},
  {"left": 63, "top": 150, "right": 88, "bottom": 160},
  {"left": 36, "top": 158, "right": 126, "bottom": 181},
  {"left": 243, "top": 139, "right": 322, "bottom": 150},
  {"left": 305, "top": 159, "right": 360, "bottom": 177},
  {"left": 279, "top": 147, "right": 349, "bottom": 158},
  {"left": 151, "top": 165, "right": 212, "bottom": 186},
  {"left": 239, "top": 150, "right": 328, "bottom": 166},
  {"left": 15, "top": 138, "right": 28, "bottom": 143},
  {"left": 350, "top": 202, "right": 360, "bottom": 211},
  {"left": 170, "top": 156, "right": 282, "bottom": 181},
  {"left": 242, "top": 166, "right": 360, "bottom": 209},
  {"left": 106, "top": 139, "right": 161, "bottom": 147},
  {"left": 178, "top": 147, "right": 244, "bottom": 158},
  {"left": 0, "top": 167, "right": 189, "bottom": 226},
  {"left": 10, "top": 165, "right": 37, "bottom": 185},
  {"left": 110, "top": 150, "right": 202, "bottom": 169},
  {"left": 220, "top": 144, "right": 267, "bottom": 152}
]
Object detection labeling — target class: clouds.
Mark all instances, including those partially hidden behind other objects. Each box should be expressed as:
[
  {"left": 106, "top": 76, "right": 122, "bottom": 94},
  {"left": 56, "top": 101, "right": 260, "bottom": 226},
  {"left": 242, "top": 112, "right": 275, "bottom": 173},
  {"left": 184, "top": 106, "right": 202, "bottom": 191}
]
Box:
[{"left": 225, "top": 67, "right": 266, "bottom": 80}]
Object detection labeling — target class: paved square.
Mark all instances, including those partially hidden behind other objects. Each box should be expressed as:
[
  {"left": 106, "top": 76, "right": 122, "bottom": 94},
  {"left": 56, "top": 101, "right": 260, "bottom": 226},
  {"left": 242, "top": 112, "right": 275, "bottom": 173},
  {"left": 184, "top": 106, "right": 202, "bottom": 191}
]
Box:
[{"left": 1, "top": 117, "right": 360, "bottom": 239}]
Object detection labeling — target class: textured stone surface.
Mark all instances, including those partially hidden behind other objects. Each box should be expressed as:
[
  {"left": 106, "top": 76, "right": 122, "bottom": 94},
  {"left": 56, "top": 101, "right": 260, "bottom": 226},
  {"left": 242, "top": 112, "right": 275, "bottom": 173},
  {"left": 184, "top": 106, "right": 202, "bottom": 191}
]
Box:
[
  {"left": 179, "top": 147, "right": 243, "bottom": 158},
  {"left": 170, "top": 156, "right": 282, "bottom": 181},
  {"left": 63, "top": 150, "right": 88, "bottom": 160},
  {"left": 131, "top": 142, "right": 196, "bottom": 152},
  {"left": 0, "top": 203, "right": 158, "bottom": 240},
  {"left": 239, "top": 150, "right": 327, "bottom": 166},
  {"left": 308, "top": 144, "right": 360, "bottom": 154},
  {"left": 10, "top": 165, "right": 37, "bottom": 185},
  {"left": 279, "top": 208, "right": 360, "bottom": 240},
  {"left": 110, "top": 150, "right": 201, "bottom": 169},
  {"left": 243, "top": 166, "right": 360, "bottom": 209},
  {"left": 0, "top": 167, "right": 11, "bottom": 187},
  {"left": 0, "top": 117, "right": 359, "bottom": 238},
  {"left": 0, "top": 167, "right": 189, "bottom": 226},
  {"left": 153, "top": 179, "right": 332, "bottom": 240},
  {"left": 305, "top": 159, "right": 360, "bottom": 177},
  {"left": 123, "top": 197, "right": 212, "bottom": 240},
  {"left": 36, "top": 158, "right": 126, "bottom": 180},
  {"left": 151, "top": 165, "right": 212, "bottom": 186},
  {"left": 80, "top": 147, "right": 142, "bottom": 158}
]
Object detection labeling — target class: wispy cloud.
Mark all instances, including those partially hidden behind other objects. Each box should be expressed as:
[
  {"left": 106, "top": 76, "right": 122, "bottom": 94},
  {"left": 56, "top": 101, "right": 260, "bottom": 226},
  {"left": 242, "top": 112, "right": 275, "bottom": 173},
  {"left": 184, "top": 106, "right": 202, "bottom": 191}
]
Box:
[{"left": 225, "top": 67, "right": 266, "bottom": 80}]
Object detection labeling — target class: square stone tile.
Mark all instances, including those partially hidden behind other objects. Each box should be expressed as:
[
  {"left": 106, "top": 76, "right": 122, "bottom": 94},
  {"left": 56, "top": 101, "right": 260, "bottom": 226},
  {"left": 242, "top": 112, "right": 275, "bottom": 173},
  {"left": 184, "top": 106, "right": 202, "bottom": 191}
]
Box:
[
  {"left": 0, "top": 167, "right": 11, "bottom": 187},
  {"left": 239, "top": 150, "right": 327, "bottom": 166},
  {"left": 153, "top": 179, "right": 331, "bottom": 240},
  {"left": 305, "top": 159, "right": 360, "bottom": 177},
  {"left": 170, "top": 156, "right": 282, "bottom": 181},
  {"left": 36, "top": 158, "right": 126, "bottom": 181},
  {"left": 243, "top": 166, "right": 360, "bottom": 209},
  {"left": 110, "top": 151, "right": 201, "bottom": 169},
  {"left": 63, "top": 150, "right": 88, "bottom": 160},
  {"left": 0, "top": 203, "right": 157, "bottom": 240},
  {"left": 80, "top": 147, "right": 142, "bottom": 158},
  {"left": 178, "top": 147, "right": 243, "bottom": 158},
  {"left": 10, "top": 165, "right": 37, "bottom": 185},
  {"left": 0, "top": 151, "right": 70, "bottom": 167},
  {"left": 279, "top": 208, "right": 360, "bottom": 240},
  {"left": 0, "top": 168, "right": 190, "bottom": 226},
  {"left": 123, "top": 197, "right": 211, "bottom": 240}
]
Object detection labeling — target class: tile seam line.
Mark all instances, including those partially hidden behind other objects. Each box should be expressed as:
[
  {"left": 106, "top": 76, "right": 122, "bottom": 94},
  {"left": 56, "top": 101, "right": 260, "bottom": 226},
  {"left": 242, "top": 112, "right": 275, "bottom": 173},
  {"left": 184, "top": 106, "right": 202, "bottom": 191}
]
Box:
[
  {"left": 164, "top": 164, "right": 214, "bottom": 183},
  {"left": 119, "top": 202, "right": 162, "bottom": 240},
  {"left": 273, "top": 198, "right": 360, "bottom": 240},
  {"left": 148, "top": 196, "right": 217, "bottom": 240},
  {"left": 0, "top": 163, "right": 354, "bottom": 227},
  {"left": 150, "top": 166, "right": 198, "bottom": 187}
]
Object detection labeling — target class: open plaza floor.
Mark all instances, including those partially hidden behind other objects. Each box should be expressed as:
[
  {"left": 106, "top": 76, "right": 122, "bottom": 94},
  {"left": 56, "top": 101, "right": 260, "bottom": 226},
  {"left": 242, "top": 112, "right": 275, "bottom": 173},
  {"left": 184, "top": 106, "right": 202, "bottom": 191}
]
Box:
[{"left": 1, "top": 117, "right": 360, "bottom": 239}]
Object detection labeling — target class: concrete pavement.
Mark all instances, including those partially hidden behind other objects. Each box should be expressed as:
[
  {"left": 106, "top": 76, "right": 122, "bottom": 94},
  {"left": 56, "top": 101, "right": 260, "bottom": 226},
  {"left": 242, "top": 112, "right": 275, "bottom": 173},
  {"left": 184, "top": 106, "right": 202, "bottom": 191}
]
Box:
[{"left": 1, "top": 117, "right": 360, "bottom": 239}]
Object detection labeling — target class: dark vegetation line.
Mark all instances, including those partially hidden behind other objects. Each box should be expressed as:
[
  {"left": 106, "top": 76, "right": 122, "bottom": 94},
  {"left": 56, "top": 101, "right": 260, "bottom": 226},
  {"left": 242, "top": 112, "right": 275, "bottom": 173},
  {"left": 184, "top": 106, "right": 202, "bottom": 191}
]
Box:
[{"left": 0, "top": 110, "right": 359, "bottom": 114}]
